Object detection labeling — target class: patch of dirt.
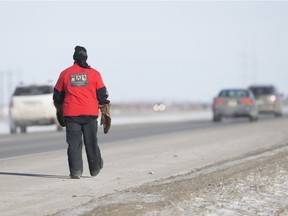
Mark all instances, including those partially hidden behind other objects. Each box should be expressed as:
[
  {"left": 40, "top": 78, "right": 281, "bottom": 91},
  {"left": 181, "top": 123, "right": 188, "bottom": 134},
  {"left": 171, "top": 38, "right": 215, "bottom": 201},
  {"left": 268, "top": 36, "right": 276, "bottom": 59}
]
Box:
[{"left": 83, "top": 149, "right": 288, "bottom": 216}]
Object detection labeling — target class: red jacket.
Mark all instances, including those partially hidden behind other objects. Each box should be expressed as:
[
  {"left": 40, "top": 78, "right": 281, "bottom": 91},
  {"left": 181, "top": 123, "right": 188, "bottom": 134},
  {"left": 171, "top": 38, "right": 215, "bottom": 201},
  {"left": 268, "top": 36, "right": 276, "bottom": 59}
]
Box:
[{"left": 54, "top": 64, "right": 107, "bottom": 117}]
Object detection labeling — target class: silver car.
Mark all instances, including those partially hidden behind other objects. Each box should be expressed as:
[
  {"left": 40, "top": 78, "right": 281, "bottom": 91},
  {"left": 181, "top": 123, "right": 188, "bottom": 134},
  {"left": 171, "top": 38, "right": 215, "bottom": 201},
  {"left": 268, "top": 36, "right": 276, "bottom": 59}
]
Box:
[
  {"left": 248, "top": 85, "right": 283, "bottom": 117},
  {"left": 212, "top": 88, "right": 258, "bottom": 122}
]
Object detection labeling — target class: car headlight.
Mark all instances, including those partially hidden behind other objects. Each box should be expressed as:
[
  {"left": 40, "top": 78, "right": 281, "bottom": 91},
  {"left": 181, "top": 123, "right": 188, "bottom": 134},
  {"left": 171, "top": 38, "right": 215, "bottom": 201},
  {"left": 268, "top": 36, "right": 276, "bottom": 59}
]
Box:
[{"left": 270, "top": 95, "right": 276, "bottom": 102}]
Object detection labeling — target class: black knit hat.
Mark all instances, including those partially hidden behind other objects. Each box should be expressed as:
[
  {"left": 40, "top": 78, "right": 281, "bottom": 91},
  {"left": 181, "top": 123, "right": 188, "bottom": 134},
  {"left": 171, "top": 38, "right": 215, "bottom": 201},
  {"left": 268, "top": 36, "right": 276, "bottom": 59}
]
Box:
[{"left": 73, "top": 46, "right": 88, "bottom": 61}]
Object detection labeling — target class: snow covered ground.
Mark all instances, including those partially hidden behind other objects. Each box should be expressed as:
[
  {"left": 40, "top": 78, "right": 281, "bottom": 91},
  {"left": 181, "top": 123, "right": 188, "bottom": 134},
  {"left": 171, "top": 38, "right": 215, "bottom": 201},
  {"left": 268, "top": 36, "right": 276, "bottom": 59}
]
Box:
[{"left": 84, "top": 148, "right": 288, "bottom": 216}]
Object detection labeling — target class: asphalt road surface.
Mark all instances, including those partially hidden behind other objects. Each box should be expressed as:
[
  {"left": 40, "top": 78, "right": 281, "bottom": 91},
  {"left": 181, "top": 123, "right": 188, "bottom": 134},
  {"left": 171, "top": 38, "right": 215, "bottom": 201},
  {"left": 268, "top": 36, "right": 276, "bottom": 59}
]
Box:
[
  {"left": 0, "top": 115, "right": 279, "bottom": 159},
  {"left": 0, "top": 114, "right": 288, "bottom": 216}
]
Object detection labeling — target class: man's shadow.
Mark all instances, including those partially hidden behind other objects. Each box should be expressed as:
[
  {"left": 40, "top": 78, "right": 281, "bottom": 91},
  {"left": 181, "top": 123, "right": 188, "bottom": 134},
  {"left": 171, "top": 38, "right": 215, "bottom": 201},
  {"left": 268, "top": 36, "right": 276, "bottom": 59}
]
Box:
[{"left": 0, "top": 172, "right": 69, "bottom": 179}]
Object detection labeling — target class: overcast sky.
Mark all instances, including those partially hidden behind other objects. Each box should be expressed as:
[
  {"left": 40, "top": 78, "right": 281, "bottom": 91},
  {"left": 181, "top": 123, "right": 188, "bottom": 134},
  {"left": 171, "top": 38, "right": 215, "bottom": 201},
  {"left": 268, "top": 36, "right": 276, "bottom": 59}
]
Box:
[{"left": 0, "top": 1, "right": 287, "bottom": 104}]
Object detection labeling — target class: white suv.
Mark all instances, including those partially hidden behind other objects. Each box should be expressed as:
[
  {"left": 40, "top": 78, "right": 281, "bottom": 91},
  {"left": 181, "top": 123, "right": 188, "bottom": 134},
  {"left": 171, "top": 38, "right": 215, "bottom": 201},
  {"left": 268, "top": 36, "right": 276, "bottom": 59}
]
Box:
[{"left": 9, "top": 84, "right": 62, "bottom": 134}]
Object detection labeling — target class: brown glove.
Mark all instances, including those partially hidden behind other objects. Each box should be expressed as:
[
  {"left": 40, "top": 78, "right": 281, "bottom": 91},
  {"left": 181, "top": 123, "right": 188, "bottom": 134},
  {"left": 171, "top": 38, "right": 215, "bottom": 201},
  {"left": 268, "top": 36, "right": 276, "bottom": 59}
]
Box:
[
  {"left": 54, "top": 102, "right": 66, "bottom": 127},
  {"left": 99, "top": 104, "right": 111, "bottom": 134}
]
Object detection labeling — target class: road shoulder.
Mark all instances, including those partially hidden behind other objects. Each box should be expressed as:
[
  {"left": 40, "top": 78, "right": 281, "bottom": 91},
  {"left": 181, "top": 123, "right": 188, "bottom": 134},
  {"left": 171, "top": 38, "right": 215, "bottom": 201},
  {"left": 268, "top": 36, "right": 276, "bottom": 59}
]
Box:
[{"left": 80, "top": 146, "right": 288, "bottom": 216}]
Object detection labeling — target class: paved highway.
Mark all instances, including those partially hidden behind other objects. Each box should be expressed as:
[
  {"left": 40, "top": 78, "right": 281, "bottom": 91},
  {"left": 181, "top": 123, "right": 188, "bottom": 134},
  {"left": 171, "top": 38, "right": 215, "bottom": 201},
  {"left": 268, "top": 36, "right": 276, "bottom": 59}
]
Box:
[
  {"left": 0, "top": 114, "right": 283, "bottom": 159},
  {"left": 1, "top": 114, "right": 287, "bottom": 216}
]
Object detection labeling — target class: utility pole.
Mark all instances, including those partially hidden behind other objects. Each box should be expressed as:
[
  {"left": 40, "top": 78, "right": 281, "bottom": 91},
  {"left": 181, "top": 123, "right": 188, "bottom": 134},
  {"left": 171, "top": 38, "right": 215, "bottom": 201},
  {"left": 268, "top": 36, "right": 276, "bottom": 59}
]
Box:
[
  {"left": 251, "top": 51, "right": 258, "bottom": 84},
  {"left": 0, "top": 70, "right": 4, "bottom": 107},
  {"left": 6, "top": 70, "right": 13, "bottom": 105},
  {"left": 0, "top": 69, "right": 18, "bottom": 108}
]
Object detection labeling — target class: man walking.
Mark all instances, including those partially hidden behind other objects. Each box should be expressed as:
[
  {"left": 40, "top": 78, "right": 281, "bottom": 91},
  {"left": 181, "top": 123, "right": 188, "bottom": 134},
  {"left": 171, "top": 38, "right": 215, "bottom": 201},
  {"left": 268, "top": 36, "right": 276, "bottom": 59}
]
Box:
[{"left": 53, "top": 45, "right": 110, "bottom": 179}]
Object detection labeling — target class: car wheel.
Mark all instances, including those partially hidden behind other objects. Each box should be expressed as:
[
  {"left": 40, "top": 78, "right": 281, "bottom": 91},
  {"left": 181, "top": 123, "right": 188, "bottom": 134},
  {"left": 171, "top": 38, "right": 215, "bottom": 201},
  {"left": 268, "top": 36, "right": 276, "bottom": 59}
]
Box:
[
  {"left": 213, "top": 115, "right": 222, "bottom": 122},
  {"left": 57, "top": 125, "right": 64, "bottom": 131},
  {"left": 10, "top": 126, "right": 17, "bottom": 134},
  {"left": 20, "top": 126, "right": 27, "bottom": 133},
  {"left": 9, "top": 119, "right": 17, "bottom": 134},
  {"left": 275, "top": 112, "right": 282, "bottom": 117},
  {"left": 249, "top": 115, "right": 258, "bottom": 122}
]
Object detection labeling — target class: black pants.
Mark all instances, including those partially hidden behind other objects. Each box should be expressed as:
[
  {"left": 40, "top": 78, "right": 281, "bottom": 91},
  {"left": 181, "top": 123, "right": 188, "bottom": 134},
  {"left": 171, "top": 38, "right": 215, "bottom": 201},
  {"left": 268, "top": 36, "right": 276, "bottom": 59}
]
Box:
[{"left": 66, "top": 118, "right": 103, "bottom": 177}]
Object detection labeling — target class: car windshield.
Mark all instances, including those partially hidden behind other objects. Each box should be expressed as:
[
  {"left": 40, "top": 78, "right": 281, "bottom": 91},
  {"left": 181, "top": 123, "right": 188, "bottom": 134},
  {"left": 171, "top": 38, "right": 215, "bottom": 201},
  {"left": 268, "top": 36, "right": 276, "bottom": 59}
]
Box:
[
  {"left": 219, "top": 90, "right": 249, "bottom": 98},
  {"left": 249, "top": 87, "right": 274, "bottom": 96},
  {"left": 14, "top": 86, "right": 53, "bottom": 96}
]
